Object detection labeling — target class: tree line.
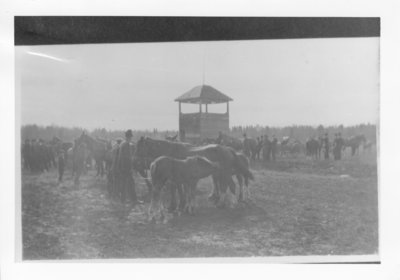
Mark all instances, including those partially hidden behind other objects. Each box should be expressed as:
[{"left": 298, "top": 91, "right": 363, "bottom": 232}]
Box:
[{"left": 21, "top": 123, "right": 377, "bottom": 143}]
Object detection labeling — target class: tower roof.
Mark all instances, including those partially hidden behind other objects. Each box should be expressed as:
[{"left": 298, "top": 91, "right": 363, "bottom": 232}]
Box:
[{"left": 175, "top": 85, "right": 233, "bottom": 104}]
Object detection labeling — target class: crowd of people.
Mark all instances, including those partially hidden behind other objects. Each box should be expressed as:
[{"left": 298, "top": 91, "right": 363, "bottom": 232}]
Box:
[
  {"left": 21, "top": 139, "right": 57, "bottom": 173},
  {"left": 21, "top": 128, "right": 363, "bottom": 209},
  {"left": 215, "top": 130, "right": 349, "bottom": 162}
]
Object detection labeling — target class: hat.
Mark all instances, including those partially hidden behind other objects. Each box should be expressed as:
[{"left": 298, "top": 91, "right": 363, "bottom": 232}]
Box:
[{"left": 125, "top": 129, "right": 133, "bottom": 138}]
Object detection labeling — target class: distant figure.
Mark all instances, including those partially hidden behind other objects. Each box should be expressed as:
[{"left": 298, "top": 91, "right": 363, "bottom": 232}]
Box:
[
  {"left": 180, "top": 129, "right": 186, "bottom": 142},
  {"left": 262, "top": 135, "right": 271, "bottom": 161},
  {"left": 323, "top": 133, "right": 330, "bottom": 160},
  {"left": 74, "top": 142, "right": 87, "bottom": 185},
  {"left": 255, "top": 137, "right": 263, "bottom": 160},
  {"left": 271, "top": 135, "right": 278, "bottom": 161},
  {"left": 242, "top": 133, "right": 251, "bottom": 158},
  {"left": 333, "top": 133, "right": 345, "bottom": 160},
  {"left": 216, "top": 131, "right": 223, "bottom": 145},
  {"left": 116, "top": 129, "right": 142, "bottom": 205},
  {"left": 57, "top": 150, "right": 65, "bottom": 182}
]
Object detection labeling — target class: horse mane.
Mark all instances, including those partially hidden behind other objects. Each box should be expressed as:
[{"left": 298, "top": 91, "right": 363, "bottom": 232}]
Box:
[{"left": 137, "top": 137, "right": 193, "bottom": 161}]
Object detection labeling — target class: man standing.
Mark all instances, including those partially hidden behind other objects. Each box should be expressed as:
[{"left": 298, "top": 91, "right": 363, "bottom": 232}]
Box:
[
  {"left": 117, "top": 129, "right": 141, "bottom": 205},
  {"left": 262, "top": 135, "right": 271, "bottom": 161},
  {"left": 323, "top": 133, "right": 330, "bottom": 160},
  {"left": 333, "top": 133, "right": 345, "bottom": 160},
  {"left": 271, "top": 135, "right": 278, "bottom": 161},
  {"left": 216, "top": 131, "right": 223, "bottom": 145}
]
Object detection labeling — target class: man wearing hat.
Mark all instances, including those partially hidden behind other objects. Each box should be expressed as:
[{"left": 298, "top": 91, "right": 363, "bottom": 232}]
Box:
[{"left": 116, "top": 129, "right": 141, "bottom": 204}]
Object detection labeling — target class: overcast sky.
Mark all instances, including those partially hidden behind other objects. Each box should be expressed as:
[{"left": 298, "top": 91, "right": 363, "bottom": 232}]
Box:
[{"left": 16, "top": 37, "right": 379, "bottom": 130}]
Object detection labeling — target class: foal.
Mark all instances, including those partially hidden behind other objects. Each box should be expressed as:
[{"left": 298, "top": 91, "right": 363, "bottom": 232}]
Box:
[{"left": 149, "top": 155, "right": 220, "bottom": 220}]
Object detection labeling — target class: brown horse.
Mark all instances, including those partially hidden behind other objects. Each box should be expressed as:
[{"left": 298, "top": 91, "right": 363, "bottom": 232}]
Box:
[
  {"left": 149, "top": 155, "right": 220, "bottom": 220},
  {"left": 306, "top": 138, "right": 320, "bottom": 159},
  {"left": 344, "top": 134, "right": 367, "bottom": 156},
  {"left": 216, "top": 133, "right": 243, "bottom": 151},
  {"left": 243, "top": 137, "right": 259, "bottom": 161},
  {"left": 235, "top": 153, "right": 252, "bottom": 202},
  {"left": 76, "top": 132, "right": 108, "bottom": 177},
  {"left": 165, "top": 134, "right": 179, "bottom": 142},
  {"left": 133, "top": 137, "right": 254, "bottom": 210}
]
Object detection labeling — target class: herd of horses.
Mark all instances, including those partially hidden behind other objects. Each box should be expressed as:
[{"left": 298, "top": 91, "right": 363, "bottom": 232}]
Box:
[{"left": 22, "top": 131, "right": 374, "bottom": 222}]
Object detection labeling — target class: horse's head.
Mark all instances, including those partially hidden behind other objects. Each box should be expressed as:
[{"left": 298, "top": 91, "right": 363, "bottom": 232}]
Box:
[{"left": 190, "top": 156, "right": 221, "bottom": 178}]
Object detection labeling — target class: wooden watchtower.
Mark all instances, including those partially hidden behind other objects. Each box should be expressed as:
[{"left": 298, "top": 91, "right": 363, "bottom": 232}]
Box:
[{"left": 175, "top": 85, "right": 233, "bottom": 144}]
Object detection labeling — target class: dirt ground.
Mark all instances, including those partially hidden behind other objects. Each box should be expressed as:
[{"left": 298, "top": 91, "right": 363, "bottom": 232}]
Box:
[{"left": 21, "top": 149, "right": 378, "bottom": 260}]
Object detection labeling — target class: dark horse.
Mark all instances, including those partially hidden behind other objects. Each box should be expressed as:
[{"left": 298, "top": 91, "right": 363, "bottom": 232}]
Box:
[
  {"left": 133, "top": 137, "right": 254, "bottom": 210},
  {"left": 165, "top": 134, "right": 179, "bottom": 142},
  {"left": 306, "top": 138, "right": 320, "bottom": 159},
  {"left": 243, "top": 137, "right": 260, "bottom": 161},
  {"left": 344, "top": 134, "right": 367, "bottom": 156},
  {"left": 76, "top": 132, "right": 108, "bottom": 176},
  {"left": 149, "top": 155, "right": 220, "bottom": 220}
]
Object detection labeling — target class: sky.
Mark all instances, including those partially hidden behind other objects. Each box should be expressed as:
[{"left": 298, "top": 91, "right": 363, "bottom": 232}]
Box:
[{"left": 16, "top": 37, "right": 379, "bottom": 130}]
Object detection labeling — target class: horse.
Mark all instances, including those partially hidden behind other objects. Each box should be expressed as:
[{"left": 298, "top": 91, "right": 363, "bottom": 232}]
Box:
[
  {"left": 133, "top": 137, "right": 254, "bottom": 210},
  {"left": 306, "top": 138, "right": 320, "bottom": 159},
  {"left": 344, "top": 134, "right": 367, "bottom": 156},
  {"left": 73, "top": 142, "right": 88, "bottom": 185},
  {"left": 76, "top": 132, "right": 108, "bottom": 177},
  {"left": 217, "top": 133, "right": 243, "bottom": 151},
  {"left": 243, "top": 137, "right": 259, "bottom": 161},
  {"left": 363, "top": 140, "right": 375, "bottom": 152},
  {"left": 165, "top": 134, "right": 179, "bottom": 142},
  {"left": 149, "top": 155, "right": 220, "bottom": 220},
  {"left": 279, "top": 137, "right": 291, "bottom": 156},
  {"left": 235, "top": 153, "right": 252, "bottom": 202}
]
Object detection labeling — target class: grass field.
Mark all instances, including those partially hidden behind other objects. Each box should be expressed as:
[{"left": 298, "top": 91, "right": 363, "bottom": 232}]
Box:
[{"left": 21, "top": 149, "right": 378, "bottom": 260}]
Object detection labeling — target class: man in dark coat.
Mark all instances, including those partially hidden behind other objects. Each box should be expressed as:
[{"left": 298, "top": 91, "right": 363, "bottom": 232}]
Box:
[
  {"left": 323, "top": 133, "right": 330, "bottom": 160},
  {"left": 262, "top": 135, "right": 271, "bottom": 161},
  {"left": 333, "top": 133, "right": 345, "bottom": 160},
  {"left": 116, "top": 129, "right": 142, "bottom": 205}
]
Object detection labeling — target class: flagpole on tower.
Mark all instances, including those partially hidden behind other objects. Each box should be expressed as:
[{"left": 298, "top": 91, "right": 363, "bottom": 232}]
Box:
[{"left": 202, "top": 47, "right": 206, "bottom": 85}]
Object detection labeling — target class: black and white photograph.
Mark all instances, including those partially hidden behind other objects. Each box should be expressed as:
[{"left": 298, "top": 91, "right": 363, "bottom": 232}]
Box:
[{"left": 14, "top": 16, "right": 380, "bottom": 261}]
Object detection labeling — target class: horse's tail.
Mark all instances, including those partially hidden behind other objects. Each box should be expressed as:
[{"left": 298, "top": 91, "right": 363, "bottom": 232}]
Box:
[{"left": 231, "top": 150, "right": 254, "bottom": 181}]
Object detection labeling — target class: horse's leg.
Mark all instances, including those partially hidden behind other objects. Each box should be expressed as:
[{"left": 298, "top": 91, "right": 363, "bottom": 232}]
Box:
[
  {"left": 226, "top": 176, "right": 237, "bottom": 207},
  {"left": 101, "top": 160, "right": 105, "bottom": 177},
  {"left": 177, "top": 183, "right": 186, "bottom": 212},
  {"left": 148, "top": 181, "right": 161, "bottom": 221},
  {"left": 185, "top": 182, "right": 194, "bottom": 215},
  {"left": 245, "top": 176, "right": 251, "bottom": 201},
  {"left": 236, "top": 174, "right": 244, "bottom": 202},
  {"left": 208, "top": 175, "right": 220, "bottom": 203},
  {"left": 190, "top": 182, "right": 199, "bottom": 214},
  {"left": 168, "top": 182, "right": 178, "bottom": 212},
  {"left": 216, "top": 178, "right": 227, "bottom": 208}
]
